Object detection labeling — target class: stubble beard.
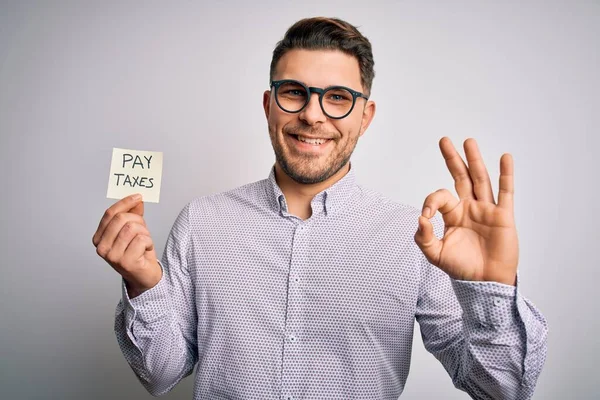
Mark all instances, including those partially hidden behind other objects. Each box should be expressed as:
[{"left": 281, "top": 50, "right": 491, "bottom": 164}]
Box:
[{"left": 269, "top": 124, "right": 359, "bottom": 185}]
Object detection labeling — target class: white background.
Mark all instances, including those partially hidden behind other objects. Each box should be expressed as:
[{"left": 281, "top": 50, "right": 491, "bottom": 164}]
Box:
[{"left": 1, "top": 1, "right": 598, "bottom": 399}]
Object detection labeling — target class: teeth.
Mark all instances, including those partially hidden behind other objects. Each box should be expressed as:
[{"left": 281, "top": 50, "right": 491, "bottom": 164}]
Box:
[{"left": 297, "top": 136, "right": 327, "bottom": 145}]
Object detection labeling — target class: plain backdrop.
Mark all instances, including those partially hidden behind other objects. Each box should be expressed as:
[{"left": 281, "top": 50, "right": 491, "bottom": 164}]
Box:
[{"left": 1, "top": 1, "right": 598, "bottom": 399}]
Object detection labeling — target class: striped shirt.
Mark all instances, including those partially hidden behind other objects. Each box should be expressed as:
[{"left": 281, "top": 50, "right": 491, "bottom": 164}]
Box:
[{"left": 114, "top": 164, "right": 547, "bottom": 399}]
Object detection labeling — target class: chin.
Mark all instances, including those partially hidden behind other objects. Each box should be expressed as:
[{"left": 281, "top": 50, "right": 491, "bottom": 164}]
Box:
[
  {"left": 278, "top": 160, "right": 325, "bottom": 184},
  {"left": 282, "top": 158, "right": 349, "bottom": 185},
  {"left": 290, "top": 172, "right": 329, "bottom": 185}
]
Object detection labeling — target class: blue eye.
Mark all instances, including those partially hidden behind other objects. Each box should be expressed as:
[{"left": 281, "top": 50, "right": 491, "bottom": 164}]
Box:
[{"left": 325, "top": 89, "right": 352, "bottom": 103}]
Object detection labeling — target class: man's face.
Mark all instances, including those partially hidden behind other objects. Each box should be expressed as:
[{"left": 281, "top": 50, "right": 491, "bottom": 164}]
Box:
[{"left": 263, "top": 49, "right": 375, "bottom": 184}]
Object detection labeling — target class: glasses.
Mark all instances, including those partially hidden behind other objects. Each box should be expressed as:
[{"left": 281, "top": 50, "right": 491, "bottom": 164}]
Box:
[{"left": 270, "top": 79, "right": 369, "bottom": 119}]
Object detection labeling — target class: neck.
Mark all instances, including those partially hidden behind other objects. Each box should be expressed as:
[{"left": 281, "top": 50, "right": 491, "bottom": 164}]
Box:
[{"left": 274, "top": 162, "right": 350, "bottom": 220}]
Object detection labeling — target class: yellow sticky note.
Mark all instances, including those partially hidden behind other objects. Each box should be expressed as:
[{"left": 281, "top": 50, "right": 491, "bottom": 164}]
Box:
[{"left": 106, "top": 148, "right": 163, "bottom": 203}]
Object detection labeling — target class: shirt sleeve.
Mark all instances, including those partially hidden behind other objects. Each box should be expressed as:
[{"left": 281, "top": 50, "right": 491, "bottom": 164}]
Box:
[
  {"left": 415, "top": 216, "right": 548, "bottom": 400},
  {"left": 113, "top": 203, "right": 198, "bottom": 396}
]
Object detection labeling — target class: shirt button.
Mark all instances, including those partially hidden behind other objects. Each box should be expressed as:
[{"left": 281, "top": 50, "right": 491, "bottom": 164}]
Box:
[
  {"left": 493, "top": 297, "right": 503, "bottom": 306},
  {"left": 288, "top": 334, "right": 297, "bottom": 342}
]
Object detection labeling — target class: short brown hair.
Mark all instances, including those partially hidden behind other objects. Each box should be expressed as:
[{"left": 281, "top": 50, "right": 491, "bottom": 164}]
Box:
[{"left": 269, "top": 17, "right": 375, "bottom": 96}]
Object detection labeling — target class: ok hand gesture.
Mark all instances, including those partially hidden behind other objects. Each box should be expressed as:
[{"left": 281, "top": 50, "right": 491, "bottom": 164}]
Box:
[{"left": 414, "top": 137, "right": 518, "bottom": 286}]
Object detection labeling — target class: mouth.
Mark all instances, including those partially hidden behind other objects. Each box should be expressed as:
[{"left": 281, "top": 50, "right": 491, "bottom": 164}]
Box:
[
  {"left": 287, "top": 134, "right": 334, "bottom": 153},
  {"left": 291, "top": 134, "right": 331, "bottom": 145},
  {"left": 292, "top": 135, "right": 330, "bottom": 146}
]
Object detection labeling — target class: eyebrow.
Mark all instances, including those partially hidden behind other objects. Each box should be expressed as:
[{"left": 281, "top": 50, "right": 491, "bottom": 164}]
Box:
[{"left": 282, "top": 79, "right": 353, "bottom": 89}]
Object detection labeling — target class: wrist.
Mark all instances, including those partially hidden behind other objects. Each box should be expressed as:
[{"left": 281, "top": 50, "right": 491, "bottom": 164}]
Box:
[
  {"left": 125, "top": 280, "right": 149, "bottom": 299},
  {"left": 485, "top": 272, "right": 517, "bottom": 286},
  {"left": 124, "top": 261, "right": 163, "bottom": 298}
]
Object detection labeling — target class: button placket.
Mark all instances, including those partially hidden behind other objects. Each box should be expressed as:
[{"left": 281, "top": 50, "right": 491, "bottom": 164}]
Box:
[
  {"left": 281, "top": 223, "right": 308, "bottom": 397},
  {"left": 287, "top": 224, "right": 307, "bottom": 337}
]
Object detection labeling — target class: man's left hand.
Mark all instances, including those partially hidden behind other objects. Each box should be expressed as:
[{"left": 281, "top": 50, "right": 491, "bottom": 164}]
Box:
[{"left": 414, "top": 137, "right": 518, "bottom": 286}]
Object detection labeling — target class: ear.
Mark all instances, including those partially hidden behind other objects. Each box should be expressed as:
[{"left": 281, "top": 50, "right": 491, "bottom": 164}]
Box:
[
  {"left": 263, "top": 90, "right": 272, "bottom": 120},
  {"left": 359, "top": 100, "right": 376, "bottom": 137}
]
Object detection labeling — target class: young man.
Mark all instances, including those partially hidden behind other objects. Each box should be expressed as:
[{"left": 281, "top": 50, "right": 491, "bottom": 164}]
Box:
[{"left": 93, "top": 17, "right": 547, "bottom": 399}]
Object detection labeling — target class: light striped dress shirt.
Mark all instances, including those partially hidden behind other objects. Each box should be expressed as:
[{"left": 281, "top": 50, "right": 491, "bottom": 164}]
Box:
[{"left": 114, "top": 165, "right": 548, "bottom": 399}]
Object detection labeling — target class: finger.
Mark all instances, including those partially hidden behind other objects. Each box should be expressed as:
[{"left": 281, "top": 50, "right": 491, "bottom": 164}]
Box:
[
  {"left": 121, "top": 234, "right": 155, "bottom": 272},
  {"left": 463, "top": 138, "right": 495, "bottom": 203},
  {"left": 95, "top": 213, "right": 147, "bottom": 258},
  {"left": 104, "top": 222, "right": 151, "bottom": 265},
  {"left": 93, "top": 193, "right": 143, "bottom": 246},
  {"left": 130, "top": 200, "right": 144, "bottom": 217},
  {"left": 439, "top": 137, "right": 474, "bottom": 200},
  {"left": 498, "top": 153, "right": 514, "bottom": 210},
  {"left": 414, "top": 215, "right": 442, "bottom": 266},
  {"left": 421, "top": 188, "right": 460, "bottom": 218}
]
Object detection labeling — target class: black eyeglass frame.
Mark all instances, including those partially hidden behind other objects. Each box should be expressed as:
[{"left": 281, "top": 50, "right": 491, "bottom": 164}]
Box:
[{"left": 270, "top": 79, "right": 369, "bottom": 120}]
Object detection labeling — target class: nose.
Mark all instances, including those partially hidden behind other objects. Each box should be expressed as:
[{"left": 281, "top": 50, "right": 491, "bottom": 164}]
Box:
[{"left": 299, "top": 92, "right": 327, "bottom": 125}]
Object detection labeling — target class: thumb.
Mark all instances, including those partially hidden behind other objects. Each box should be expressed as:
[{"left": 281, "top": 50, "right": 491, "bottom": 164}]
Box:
[
  {"left": 414, "top": 215, "right": 443, "bottom": 266},
  {"left": 130, "top": 198, "right": 144, "bottom": 217}
]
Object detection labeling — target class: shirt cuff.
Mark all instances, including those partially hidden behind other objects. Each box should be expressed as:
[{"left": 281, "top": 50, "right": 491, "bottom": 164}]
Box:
[
  {"left": 451, "top": 274, "right": 520, "bottom": 328},
  {"left": 121, "top": 260, "right": 170, "bottom": 331}
]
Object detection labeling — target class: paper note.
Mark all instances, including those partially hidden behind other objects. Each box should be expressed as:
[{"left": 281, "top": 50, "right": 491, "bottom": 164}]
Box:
[{"left": 106, "top": 148, "right": 163, "bottom": 203}]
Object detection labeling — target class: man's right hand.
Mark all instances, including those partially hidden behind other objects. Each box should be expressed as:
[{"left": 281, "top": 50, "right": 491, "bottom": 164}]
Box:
[{"left": 92, "top": 193, "right": 162, "bottom": 298}]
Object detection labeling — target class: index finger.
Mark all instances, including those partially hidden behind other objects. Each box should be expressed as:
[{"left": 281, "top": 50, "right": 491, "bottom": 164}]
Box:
[{"left": 93, "top": 194, "right": 144, "bottom": 246}]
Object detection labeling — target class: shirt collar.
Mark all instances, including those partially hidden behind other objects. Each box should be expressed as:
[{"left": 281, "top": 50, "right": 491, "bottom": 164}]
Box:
[{"left": 265, "top": 163, "right": 357, "bottom": 217}]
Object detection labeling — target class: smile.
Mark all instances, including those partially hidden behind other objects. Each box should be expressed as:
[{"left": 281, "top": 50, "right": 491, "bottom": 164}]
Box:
[
  {"left": 290, "top": 134, "right": 332, "bottom": 145},
  {"left": 297, "top": 135, "right": 329, "bottom": 145},
  {"left": 286, "top": 134, "right": 333, "bottom": 154}
]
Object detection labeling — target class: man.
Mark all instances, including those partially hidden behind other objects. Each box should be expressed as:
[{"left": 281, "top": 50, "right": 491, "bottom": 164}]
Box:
[{"left": 93, "top": 17, "right": 547, "bottom": 399}]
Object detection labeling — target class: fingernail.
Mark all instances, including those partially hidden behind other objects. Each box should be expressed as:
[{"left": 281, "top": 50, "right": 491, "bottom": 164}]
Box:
[
  {"left": 422, "top": 207, "right": 431, "bottom": 218},
  {"left": 132, "top": 194, "right": 142, "bottom": 201}
]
